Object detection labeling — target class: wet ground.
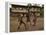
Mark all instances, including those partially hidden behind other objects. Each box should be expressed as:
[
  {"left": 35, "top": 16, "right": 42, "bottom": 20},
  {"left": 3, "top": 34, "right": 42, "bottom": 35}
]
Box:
[{"left": 10, "top": 16, "right": 44, "bottom": 32}]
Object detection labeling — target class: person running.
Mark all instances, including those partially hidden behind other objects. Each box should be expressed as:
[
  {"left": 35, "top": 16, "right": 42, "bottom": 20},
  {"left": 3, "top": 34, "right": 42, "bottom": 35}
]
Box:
[
  {"left": 33, "top": 13, "right": 37, "bottom": 26},
  {"left": 18, "top": 14, "right": 26, "bottom": 30}
]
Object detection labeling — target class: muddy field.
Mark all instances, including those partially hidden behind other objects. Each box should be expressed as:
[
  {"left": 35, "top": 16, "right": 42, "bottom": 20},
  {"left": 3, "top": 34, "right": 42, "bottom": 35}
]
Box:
[{"left": 10, "top": 16, "right": 44, "bottom": 32}]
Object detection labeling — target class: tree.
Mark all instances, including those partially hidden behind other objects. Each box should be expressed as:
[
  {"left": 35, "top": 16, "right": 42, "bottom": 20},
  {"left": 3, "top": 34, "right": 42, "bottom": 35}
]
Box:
[
  {"left": 40, "top": 5, "right": 44, "bottom": 17},
  {"left": 27, "top": 3, "right": 31, "bottom": 22}
]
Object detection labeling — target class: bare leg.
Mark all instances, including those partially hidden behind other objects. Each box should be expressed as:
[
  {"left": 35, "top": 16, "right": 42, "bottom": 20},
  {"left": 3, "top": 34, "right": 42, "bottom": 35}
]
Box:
[
  {"left": 18, "top": 21, "right": 27, "bottom": 31},
  {"left": 22, "top": 22, "right": 27, "bottom": 30},
  {"left": 33, "top": 19, "right": 36, "bottom": 26},
  {"left": 17, "top": 21, "right": 22, "bottom": 30}
]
